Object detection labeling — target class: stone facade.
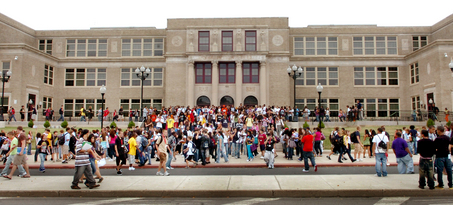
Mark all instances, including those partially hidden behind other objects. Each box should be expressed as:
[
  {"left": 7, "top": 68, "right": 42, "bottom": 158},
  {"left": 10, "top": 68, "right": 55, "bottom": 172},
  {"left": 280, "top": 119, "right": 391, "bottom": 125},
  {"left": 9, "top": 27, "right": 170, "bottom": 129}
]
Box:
[{"left": 0, "top": 12, "right": 453, "bottom": 119}]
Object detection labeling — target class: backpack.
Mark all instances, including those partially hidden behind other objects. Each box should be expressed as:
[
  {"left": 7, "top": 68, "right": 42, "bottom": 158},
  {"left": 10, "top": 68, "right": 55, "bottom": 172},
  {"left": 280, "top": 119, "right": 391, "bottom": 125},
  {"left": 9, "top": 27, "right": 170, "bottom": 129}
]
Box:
[
  {"left": 58, "top": 133, "right": 66, "bottom": 145},
  {"left": 350, "top": 131, "right": 357, "bottom": 143},
  {"left": 335, "top": 134, "right": 343, "bottom": 145},
  {"left": 377, "top": 134, "right": 387, "bottom": 150}
]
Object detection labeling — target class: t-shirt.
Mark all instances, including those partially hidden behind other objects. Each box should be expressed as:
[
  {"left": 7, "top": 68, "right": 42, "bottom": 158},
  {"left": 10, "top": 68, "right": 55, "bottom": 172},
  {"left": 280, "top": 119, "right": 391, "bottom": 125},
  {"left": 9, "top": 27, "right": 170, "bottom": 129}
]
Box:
[
  {"left": 38, "top": 140, "right": 48, "bottom": 154},
  {"left": 115, "top": 137, "right": 125, "bottom": 155},
  {"left": 186, "top": 141, "right": 194, "bottom": 155},
  {"left": 156, "top": 135, "right": 168, "bottom": 153},
  {"left": 258, "top": 134, "right": 266, "bottom": 145},
  {"left": 391, "top": 137, "right": 409, "bottom": 158},
  {"left": 372, "top": 133, "right": 389, "bottom": 153},
  {"left": 10, "top": 138, "right": 18, "bottom": 155},
  {"left": 314, "top": 131, "right": 322, "bottom": 141},
  {"left": 246, "top": 118, "right": 253, "bottom": 127},
  {"left": 128, "top": 137, "right": 137, "bottom": 156},
  {"left": 265, "top": 138, "right": 275, "bottom": 151},
  {"left": 434, "top": 135, "right": 451, "bottom": 158},
  {"left": 417, "top": 138, "right": 435, "bottom": 158},
  {"left": 301, "top": 134, "right": 314, "bottom": 152},
  {"left": 64, "top": 132, "right": 71, "bottom": 146},
  {"left": 167, "top": 118, "right": 175, "bottom": 129}
]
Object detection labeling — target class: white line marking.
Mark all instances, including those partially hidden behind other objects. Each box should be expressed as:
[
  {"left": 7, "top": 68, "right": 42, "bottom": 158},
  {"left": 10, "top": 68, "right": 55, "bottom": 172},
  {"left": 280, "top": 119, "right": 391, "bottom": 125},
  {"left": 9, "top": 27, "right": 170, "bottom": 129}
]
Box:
[
  {"left": 223, "top": 198, "right": 280, "bottom": 205},
  {"left": 374, "top": 197, "right": 410, "bottom": 205}
]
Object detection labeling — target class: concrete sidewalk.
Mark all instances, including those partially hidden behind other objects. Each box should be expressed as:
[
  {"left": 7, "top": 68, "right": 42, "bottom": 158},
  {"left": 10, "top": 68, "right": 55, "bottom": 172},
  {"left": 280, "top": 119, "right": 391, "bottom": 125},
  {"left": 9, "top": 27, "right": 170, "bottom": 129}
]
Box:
[
  {"left": 0, "top": 175, "right": 451, "bottom": 197},
  {"left": 0, "top": 150, "right": 420, "bottom": 169}
]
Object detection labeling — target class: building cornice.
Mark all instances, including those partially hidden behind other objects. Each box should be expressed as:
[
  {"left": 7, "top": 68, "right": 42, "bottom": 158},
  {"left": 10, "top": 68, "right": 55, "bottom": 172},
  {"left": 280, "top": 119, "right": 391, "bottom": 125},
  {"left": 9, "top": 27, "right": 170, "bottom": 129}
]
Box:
[
  {"left": 404, "top": 39, "right": 453, "bottom": 59},
  {"left": 0, "top": 43, "right": 58, "bottom": 61}
]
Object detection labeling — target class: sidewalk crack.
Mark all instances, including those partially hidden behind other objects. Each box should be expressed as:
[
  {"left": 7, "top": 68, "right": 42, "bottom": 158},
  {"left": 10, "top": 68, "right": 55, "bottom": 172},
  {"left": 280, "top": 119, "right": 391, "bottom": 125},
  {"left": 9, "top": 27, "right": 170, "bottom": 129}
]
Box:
[
  {"left": 175, "top": 176, "right": 188, "bottom": 190},
  {"left": 226, "top": 176, "right": 231, "bottom": 190},
  {"left": 274, "top": 175, "right": 282, "bottom": 190}
]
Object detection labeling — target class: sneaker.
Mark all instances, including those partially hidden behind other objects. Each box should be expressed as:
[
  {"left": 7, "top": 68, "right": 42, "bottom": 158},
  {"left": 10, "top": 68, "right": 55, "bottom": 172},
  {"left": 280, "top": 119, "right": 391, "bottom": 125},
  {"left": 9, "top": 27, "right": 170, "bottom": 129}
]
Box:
[
  {"left": 297, "top": 158, "right": 302, "bottom": 161},
  {"left": 156, "top": 171, "right": 164, "bottom": 176},
  {"left": 374, "top": 174, "right": 381, "bottom": 177},
  {"left": 89, "top": 184, "right": 100, "bottom": 189},
  {"left": 326, "top": 156, "right": 331, "bottom": 160},
  {"left": 130, "top": 167, "right": 135, "bottom": 171},
  {"left": 71, "top": 185, "right": 81, "bottom": 189},
  {"left": 314, "top": 165, "right": 318, "bottom": 172},
  {"left": 418, "top": 185, "right": 424, "bottom": 189},
  {"left": 169, "top": 167, "right": 174, "bottom": 170},
  {"left": 302, "top": 169, "right": 309, "bottom": 173},
  {"left": 435, "top": 186, "right": 444, "bottom": 189},
  {"left": 128, "top": 167, "right": 132, "bottom": 171},
  {"left": 166, "top": 167, "right": 171, "bottom": 170},
  {"left": 260, "top": 156, "right": 264, "bottom": 159},
  {"left": 117, "top": 171, "right": 122, "bottom": 175},
  {"left": 386, "top": 162, "right": 390, "bottom": 166},
  {"left": 164, "top": 171, "right": 170, "bottom": 176},
  {"left": 246, "top": 159, "right": 250, "bottom": 162}
]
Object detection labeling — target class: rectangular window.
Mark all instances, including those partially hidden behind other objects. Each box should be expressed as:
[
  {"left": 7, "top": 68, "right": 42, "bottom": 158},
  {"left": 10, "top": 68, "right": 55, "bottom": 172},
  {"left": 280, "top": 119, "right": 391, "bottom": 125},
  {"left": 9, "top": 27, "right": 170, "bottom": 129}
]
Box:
[
  {"left": 362, "top": 98, "right": 399, "bottom": 118},
  {"left": 66, "top": 39, "right": 107, "bottom": 57},
  {"left": 411, "top": 96, "right": 420, "bottom": 111},
  {"left": 65, "top": 68, "right": 106, "bottom": 87},
  {"left": 42, "top": 97, "right": 53, "bottom": 110},
  {"left": 44, "top": 65, "right": 54, "bottom": 85},
  {"left": 0, "top": 97, "right": 9, "bottom": 114},
  {"left": 296, "top": 67, "right": 338, "bottom": 86},
  {"left": 245, "top": 31, "right": 256, "bottom": 51},
  {"left": 64, "top": 99, "right": 103, "bottom": 117},
  {"left": 413, "top": 36, "right": 428, "bottom": 51},
  {"left": 293, "top": 37, "right": 337, "bottom": 55},
  {"left": 222, "top": 31, "right": 233, "bottom": 52},
  {"left": 39, "top": 39, "right": 52, "bottom": 55},
  {"left": 120, "top": 68, "right": 163, "bottom": 87},
  {"left": 242, "top": 62, "right": 259, "bottom": 83},
  {"left": 353, "top": 36, "right": 397, "bottom": 55},
  {"left": 195, "top": 63, "right": 212, "bottom": 84},
  {"left": 122, "top": 38, "right": 164, "bottom": 57},
  {"left": 354, "top": 66, "right": 398, "bottom": 86},
  {"left": 2, "top": 61, "right": 10, "bottom": 72},
  {"left": 120, "top": 98, "right": 162, "bottom": 114},
  {"left": 198, "top": 31, "right": 210, "bottom": 52},
  {"left": 410, "top": 62, "right": 419, "bottom": 84},
  {"left": 219, "top": 62, "right": 235, "bottom": 83},
  {"left": 299, "top": 98, "right": 339, "bottom": 117}
]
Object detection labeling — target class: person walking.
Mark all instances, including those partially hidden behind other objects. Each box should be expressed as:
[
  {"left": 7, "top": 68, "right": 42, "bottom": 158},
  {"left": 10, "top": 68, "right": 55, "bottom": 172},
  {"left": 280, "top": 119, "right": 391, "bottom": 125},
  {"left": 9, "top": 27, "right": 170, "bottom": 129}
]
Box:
[
  {"left": 1, "top": 131, "right": 27, "bottom": 178},
  {"left": 433, "top": 126, "right": 452, "bottom": 189},
  {"left": 114, "top": 130, "right": 127, "bottom": 175},
  {"left": 372, "top": 127, "right": 389, "bottom": 177},
  {"left": 57, "top": 105, "right": 64, "bottom": 121},
  {"left": 37, "top": 134, "right": 50, "bottom": 173},
  {"left": 417, "top": 130, "right": 436, "bottom": 189},
  {"left": 301, "top": 128, "right": 317, "bottom": 173},
  {"left": 3, "top": 133, "right": 30, "bottom": 180},
  {"left": 391, "top": 131, "right": 414, "bottom": 174},
  {"left": 70, "top": 129, "right": 100, "bottom": 189},
  {"left": 156, "top": 129, "right": 170, "bottom": 176}
]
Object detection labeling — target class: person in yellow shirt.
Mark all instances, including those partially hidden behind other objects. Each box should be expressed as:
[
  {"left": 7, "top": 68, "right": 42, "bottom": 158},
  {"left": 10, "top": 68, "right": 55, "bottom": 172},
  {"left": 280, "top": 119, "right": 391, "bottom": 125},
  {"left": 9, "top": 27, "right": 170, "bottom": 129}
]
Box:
[
  {"left": 339, "top": 130, "right": 356, "bottom": 163},
  {"left": 246, "top": 114, "right": 254, "bottom": 129},
  {"left": 80, "top": 107, "right": 86, "bottom": 122},
  {"left": 127, "top": 132, "right": 138, "bottom": 171},
  {"left": 167, "top": 115, "right": 175, "bottom": 130}
]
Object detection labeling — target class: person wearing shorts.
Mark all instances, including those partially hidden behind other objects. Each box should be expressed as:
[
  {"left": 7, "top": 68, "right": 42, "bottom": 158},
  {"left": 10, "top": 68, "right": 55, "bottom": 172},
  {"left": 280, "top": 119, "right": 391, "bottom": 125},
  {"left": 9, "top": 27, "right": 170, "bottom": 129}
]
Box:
[
  {"left": 4, "top": 133, "right": 31, "bottom": 179},
  {"left": 127, "top": 132, "right": 138, "bottom": 171},
  {"left": 156, "top": 129, "right": 170, "bottom": 176}
]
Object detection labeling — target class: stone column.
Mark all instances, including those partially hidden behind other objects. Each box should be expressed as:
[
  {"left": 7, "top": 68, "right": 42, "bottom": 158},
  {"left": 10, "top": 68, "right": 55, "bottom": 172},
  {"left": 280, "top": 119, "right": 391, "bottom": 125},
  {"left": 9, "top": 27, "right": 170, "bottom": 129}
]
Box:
[
  {"left": 259, "top": 61, "right": 267, "bottom": 106},
  {"left": 187, "top": 61, "right": 195, "bottom": 107},
  {"left": 235, "top": 60, "right": 242, "bottom": 107},
  {"left": 211, "top": 60, "right": 219, "bottom": 106}
]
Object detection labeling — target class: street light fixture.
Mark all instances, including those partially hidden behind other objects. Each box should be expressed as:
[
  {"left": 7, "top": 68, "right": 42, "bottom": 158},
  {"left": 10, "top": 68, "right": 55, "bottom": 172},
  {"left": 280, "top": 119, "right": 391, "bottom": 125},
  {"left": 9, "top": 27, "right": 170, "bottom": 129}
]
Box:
[
  {"left": 287, "top": 65, "right": 303, "bottom": 119},
  {"left": 0, "top": 70, "right": 12, "bottom": 121},
  {"left": 316, "top": 83, "right": 324, "bottom": 127},
  {"left": 100, "top": 85, "right": 106, "bottom": 130},
  {"left": 135, "top": 65, "right": 151, "bottom": 122}
]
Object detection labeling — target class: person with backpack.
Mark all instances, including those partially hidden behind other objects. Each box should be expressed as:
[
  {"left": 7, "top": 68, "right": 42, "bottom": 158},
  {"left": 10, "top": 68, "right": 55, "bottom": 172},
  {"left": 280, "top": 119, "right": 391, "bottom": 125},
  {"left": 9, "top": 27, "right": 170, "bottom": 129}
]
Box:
[
  {"left": 338, "top": 130, "right": 356, "bottom": 163},
  {"left": 114, "top": 130, "right": 127, "bottom": 175},
  {"left": 8, "top": 107, "right": 16, "bottom": 122},
  {"left": 351, "top": 126, "right": 364, "bottom": 161},
  {"left": 155, "top": 129, "right": 170, "bottom": 176},
  {"left": 372, "top": 127, "right": 389, "bottom": 177},
  {"left": 200, "top": 130, "right": 211, "bottom": 165},
  {"left": 165, "top": 131, "right": 176, "bottom": 170},
  {"left": 183, "top": 136, "right": 197, "bottom": 168}
]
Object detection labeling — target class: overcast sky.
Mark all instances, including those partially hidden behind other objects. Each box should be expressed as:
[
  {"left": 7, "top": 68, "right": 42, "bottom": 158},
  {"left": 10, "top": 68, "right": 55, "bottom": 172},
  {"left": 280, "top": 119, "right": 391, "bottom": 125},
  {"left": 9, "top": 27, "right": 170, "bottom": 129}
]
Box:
[{"left": 1, "top": 0, "right": 452, "bottom": 30}]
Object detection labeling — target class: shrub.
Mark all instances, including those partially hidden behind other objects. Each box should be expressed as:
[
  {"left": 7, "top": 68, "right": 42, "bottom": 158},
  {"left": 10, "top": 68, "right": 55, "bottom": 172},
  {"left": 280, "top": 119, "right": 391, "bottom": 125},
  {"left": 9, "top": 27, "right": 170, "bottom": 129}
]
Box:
[
  {"left": 447, "top": 121, "right": 451, "bottom": 127},
  {"left": 43, "top": 120, "right": 50, "bottom": 128},
  {"left": 128, "top": 121, "right": 135, "bottom": 128},
  {"left": 61, "top": 120, "right": 68, "bottom": 128},
  {"left": 110, "top": 121, "right": 117, "bottom": 128},
  {"left": 28, "top": 120, "right": 34, "bottom": 128},
  {"left": 426, "top": 119, "right": 435, "bottom": 127},
  {"left": 303, "top": 121, "right": 310, "bottom": 129},
  {"left": 318, "top": 121, "right": 325, "bottom": 129}
]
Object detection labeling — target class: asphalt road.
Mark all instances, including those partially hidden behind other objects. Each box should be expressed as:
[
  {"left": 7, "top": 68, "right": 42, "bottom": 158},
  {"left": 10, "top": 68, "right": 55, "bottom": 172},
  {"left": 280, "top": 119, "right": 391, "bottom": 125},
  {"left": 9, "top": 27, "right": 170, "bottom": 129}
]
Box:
[
  {"left": 26, "top": 166, "right": 413, "bottom": 176},
  {"left": 0, "top": 197, "right": 450, "bottom": 205}
]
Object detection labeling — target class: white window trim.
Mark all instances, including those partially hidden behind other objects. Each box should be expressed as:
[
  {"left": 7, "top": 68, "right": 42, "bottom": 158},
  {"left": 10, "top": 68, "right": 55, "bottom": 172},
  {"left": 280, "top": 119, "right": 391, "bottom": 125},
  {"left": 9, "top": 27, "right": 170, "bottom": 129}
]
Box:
[
  {"left": 120, "top": 68, "right": 164, "bottom": 87},
  {"left": 410, "top": 62, "right": 419, "bottom": 85},
  {"left": 39, "top": 39, "right": 52, "bottom": 55},
  {"left": 119, "top": 98, "right": 163, "bottom": 110},
  {"left": 64, "top": 68, "right": 107, "bottom": 87},
  {"left": 121, "top": 38, "right": 164, "bottom": 57},
  {"left": 412, "top": 36, "right": 428, "bottom": 51},
  {"left": 66, "top": 39, "right": 108, "bottom": 57},
  {"left": 296, "top": 66, "right": 339, "bottom": 87},
  {"left": 360, "top": 98, "right": 400, "bottom": 118},
  {"left": 353, "top": 36, "right": 398, "bottom": 56},
  {"left": 293, "top": 36, "right": 338, "bottom": 56},
  {"left": 353, "top": 66, "right": 399, "bottom": 87},
  {"left": 44, "top": 65, "right": 54, "bottom": 86}
]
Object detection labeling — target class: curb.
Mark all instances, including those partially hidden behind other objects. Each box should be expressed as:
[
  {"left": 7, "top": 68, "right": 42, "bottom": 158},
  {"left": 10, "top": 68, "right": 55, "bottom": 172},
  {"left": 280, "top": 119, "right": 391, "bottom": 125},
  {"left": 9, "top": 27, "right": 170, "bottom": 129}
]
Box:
[{"left": 0, "top": 189, "right": 451, "bottom": 198}]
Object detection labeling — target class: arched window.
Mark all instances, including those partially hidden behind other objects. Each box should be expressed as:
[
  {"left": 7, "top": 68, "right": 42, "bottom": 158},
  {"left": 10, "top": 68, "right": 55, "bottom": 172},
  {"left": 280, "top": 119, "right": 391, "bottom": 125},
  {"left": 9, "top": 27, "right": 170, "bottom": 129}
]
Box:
[
  {"left": 196, "top": 96, "right": 210, "bottom": 106},
  {"left": 220, "top": 96, "right": 234, "bottom": 106},
  {"left": 243, "top": 96, "right": 258, "bottom": 106}
]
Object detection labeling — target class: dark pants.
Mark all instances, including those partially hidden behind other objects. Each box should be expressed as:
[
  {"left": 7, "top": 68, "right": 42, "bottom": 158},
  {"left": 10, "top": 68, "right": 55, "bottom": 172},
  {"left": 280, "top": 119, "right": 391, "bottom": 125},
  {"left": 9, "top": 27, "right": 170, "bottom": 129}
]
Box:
[
  {"left": 89, "top": 158, "right": 96, "bottom": 174},
  {"left": 72, "top": 165, "right": 96, "bottom": 186},
  {"left": 419, "top": 158, "right": 435, "bottom": 189},
  {"left": 314, "top": 141, "right": 322, "bottom": 155},
  {"left": 108, "top": 144, "right": 115, "bottom": 159},
  {"left": 338, "top": 145, "right": 354, "bottom": 162},
  {"left": 139, "top": 147, "right": 146, "bottom": 165},
  {"left": 303, "top": 151, "right": 316, "bottom": 170},
  {"left": 435, "top": 157, "right": 452, "bottom": 188}
]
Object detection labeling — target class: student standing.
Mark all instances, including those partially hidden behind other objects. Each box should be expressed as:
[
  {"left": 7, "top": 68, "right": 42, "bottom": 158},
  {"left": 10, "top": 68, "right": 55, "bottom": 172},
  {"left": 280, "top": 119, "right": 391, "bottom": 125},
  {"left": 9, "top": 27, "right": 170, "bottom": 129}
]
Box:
[{"left": 417, "top": 130, "right": 435, "bottom": 189}]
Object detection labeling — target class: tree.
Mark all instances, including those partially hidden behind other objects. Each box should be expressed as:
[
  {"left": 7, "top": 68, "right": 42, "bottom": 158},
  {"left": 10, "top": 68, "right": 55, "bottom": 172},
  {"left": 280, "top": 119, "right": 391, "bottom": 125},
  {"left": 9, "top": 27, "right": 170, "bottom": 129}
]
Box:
[
  {"left": 28, "top": 120, "right": 34, "bottom": 128},
  {"left": 128, "top": 121, "right": 135, "bottom": 128},
  {"left": 110, "top": 121, "right": 117, "bottom": 129},
  {"left": 426, "top": 118, "right": 435, "bottom": 127},
  {"left": 43, "top": 120, "right": 51, "bottom": 128},
  {"left": 61, "top": 120, "right": 68, "bottom": 128}
]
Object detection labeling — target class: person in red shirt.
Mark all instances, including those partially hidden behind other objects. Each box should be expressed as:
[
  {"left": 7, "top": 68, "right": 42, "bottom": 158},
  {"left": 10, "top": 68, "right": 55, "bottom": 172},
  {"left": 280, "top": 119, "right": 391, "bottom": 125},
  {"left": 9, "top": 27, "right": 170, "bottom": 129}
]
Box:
[
  {"left": 258, "top": 129, "right": 266, "bottom": 159},
  {"left": 301, "top": 128, "right": 317, "bottom": 173}
]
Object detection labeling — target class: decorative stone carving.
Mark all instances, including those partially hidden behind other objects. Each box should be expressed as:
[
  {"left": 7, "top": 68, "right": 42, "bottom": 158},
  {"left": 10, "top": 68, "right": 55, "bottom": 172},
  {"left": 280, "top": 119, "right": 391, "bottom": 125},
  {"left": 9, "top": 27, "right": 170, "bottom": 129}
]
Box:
[
  {"left": 199, "top": 86, "right": 208, "bottom": 92},
  {"left": 188, "top": 31, "right": 194, "bottom": 52},
  {"left": 212, "top": 30, "right": 218, "bottom": 51},
  {"left": 56, "top": 42, "right": 63, "bottom": 53},
  {"left": 402, "top": 39, "right": 409, "bottom": 51},
  {"left": 246, "top": 87, "right": 255, "bottom": 92},
  {"left": 236, "top": 29, "right": 242, "bottom": 51},
  {"left": 342, "top": 39, "right": 349, "bottom": 51},
  {"left": 111, "top": 41, "right": 118, "bottom": 52},
  {"left": 172, "top": 36, "right": 183, "bottom": 47},
  {"left": 272, "top": 35, "right": 283, "bottom": 46},
  {"left": 260, "top": 31, "right": 266, "bottom": 51}
]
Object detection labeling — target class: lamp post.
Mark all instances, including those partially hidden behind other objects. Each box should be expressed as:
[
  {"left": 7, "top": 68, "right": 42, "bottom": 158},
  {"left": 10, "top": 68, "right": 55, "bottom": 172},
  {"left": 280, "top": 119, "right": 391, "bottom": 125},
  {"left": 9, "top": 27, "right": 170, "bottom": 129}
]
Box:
[
  {"left": 135, "top": 65, "right": 151, "bottom": 122},
  {"left": 316, "top": 83, "right": 324, "bottom": 127},
  {"left": 0, "top": 70, "right": 12, "bottom": 121},
  {"left": 100, "top": 85, "right": 106, "bottom": 130},
  {"left": 287, "top": 64, "right": 303, "bottom": 111}
]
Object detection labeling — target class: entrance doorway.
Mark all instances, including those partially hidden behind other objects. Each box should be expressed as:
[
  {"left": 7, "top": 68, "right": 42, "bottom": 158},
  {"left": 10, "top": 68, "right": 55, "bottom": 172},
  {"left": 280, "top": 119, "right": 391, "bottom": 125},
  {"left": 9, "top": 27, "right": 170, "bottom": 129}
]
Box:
[
  {"left": 196, "top": 96, "right": 211, "bottom": 107},
  {"left": 220, "top": 96, "right": 234, "bottom": 107},
  {"left": 28, "top": 94, "right": 36, "bottom": 121},
  {"left": 243, "top": 96, "right": 258, "bottom": 106}
]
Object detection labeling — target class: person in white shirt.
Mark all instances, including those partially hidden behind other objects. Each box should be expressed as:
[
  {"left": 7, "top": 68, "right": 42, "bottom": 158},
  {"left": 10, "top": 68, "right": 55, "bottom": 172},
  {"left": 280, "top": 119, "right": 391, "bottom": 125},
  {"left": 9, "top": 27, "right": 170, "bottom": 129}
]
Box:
[{"left": 372, "top": 128, "right": 389, "bottom": 177}]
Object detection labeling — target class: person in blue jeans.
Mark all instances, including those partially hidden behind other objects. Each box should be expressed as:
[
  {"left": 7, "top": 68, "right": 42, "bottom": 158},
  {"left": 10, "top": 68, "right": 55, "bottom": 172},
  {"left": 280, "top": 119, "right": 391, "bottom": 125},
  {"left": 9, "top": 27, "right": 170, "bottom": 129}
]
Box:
[
  {"left": 372, "top": 128, "right": 389, "bottom": 177},
  {"left": 37, "top": 135, "right": 49, "bottom": 173},
  {"left": 433, "top": 126, "right": 453, "bottom": 189},
  {"left": 216, "top": 131, "right": 228, "bottom": 163}
]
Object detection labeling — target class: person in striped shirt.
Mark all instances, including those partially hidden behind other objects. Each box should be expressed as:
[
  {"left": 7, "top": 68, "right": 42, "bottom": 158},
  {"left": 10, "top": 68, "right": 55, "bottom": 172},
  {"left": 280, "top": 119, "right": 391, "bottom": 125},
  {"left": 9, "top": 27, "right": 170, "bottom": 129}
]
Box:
[{"left": 71, "top": 129, "right": 100, "bottom": 189}]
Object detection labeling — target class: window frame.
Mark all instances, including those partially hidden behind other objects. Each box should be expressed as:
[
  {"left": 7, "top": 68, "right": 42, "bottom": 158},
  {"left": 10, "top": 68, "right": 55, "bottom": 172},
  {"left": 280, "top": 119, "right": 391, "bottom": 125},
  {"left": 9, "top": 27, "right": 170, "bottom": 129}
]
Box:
[
  {"left": 295, "top": 67, "right": 339, "bottom": 86},
  {"left": 65, "top": 68, "right": 107, "bottom": 87},
  {"left": 219, "top": 62, "right": 235, "bottom": 84},
  {"left": 120, "top": 68, "right": 163, "bottom": 87},
  {"left": 42, "top": 97, "right": 53, "bottom": 110},
  {"left": 293, "top": 37, "right": 338, "bottom": 56},
  {"left": 353, "top": 36, "right": 398, "bottom": 55},
  {"left": 411, "top": 96, "right": 421, "bottom": 111},
  {"left": 221, "top": 31, "right": 233, "bottom": 52},
  {"left": 359, "top": 98, "right": 399, "bottom": 118},
  {"left": 66, "top": 39, "right": 107, "bottom": 57},
  {"left": 245, "top": 30, "right": 257, "bottom": 51},
  {"left": 121, "top": 38, "right": 164, "bottom": 57},
  {"left": 44, "top": 65, "right": 54, "bottom": 85},
  {"left": 412, "top": 36, "right": 428, "bottom": 51},
  {"left": 195, "top": 63, "right": 212, "bottom": 84},
  {"left": 64, "top": 98, "right": 104, "bottom": 117},
  {"left": 410, "top": 62, "right": 419, "bottom": 84},
  {"left": 296, "top": 98, "right": 339, "bottom": 117},
  {"left": 353, "top": 66, "right": 399, "bottom": 87},
  {"left": 198, "top": 31, "right": 210, "bottom": 52},
  {"left": 39, "top": 39, "right": 52, "bottom": 55},
  {"left": 120, "top": 98, "right": 163, "bottom": 114},
  {"left": 242, "top": 62, "right": 259, "bottom": 83}
]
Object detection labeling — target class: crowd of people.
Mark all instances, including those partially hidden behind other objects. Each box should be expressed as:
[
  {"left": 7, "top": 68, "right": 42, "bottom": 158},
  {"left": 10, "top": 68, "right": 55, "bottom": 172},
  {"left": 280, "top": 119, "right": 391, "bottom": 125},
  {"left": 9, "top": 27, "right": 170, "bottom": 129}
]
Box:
[{"left": 0, "top": 104, "right": 452, "bottom": 191}]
